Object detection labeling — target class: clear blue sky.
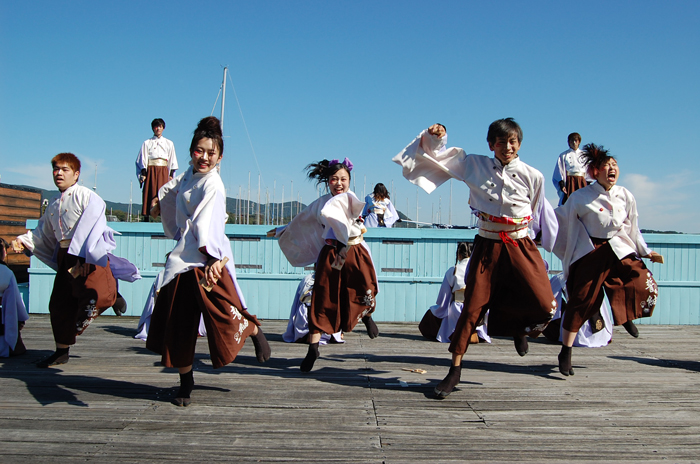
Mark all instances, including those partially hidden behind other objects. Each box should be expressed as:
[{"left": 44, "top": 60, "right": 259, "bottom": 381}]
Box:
[{"left": 2, "top": 1, "right": 699, "bottom": 232}]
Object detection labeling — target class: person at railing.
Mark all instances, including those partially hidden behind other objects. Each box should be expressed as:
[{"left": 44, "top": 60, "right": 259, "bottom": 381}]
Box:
[
  {"left": 362, "top": 183, "right": 398, "bottom": 228},
  {"left": 419, "top": 242, "right": 490, "bottom": 345},
  {"left": 147, "top": 116, "right": 270, "bottom": 406},
  {"left": 11, "top": 152, "right": 140, "bottom": 368},
  {"left": 553, "top": 143, "right": 663, "bottom": 376},
  {"left": 268, "top": 157, "right": 379, "bottom": 372},
  {"left": 0, "top": 238, "right": 28, "bottom": 357},
  {"left": 394, "top": 119, "right": 558, "bottom": 398}
]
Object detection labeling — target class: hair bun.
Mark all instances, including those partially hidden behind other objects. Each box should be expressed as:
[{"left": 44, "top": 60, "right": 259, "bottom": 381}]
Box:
[{"left": 196, "top": 116, "right": 222, "bottom": 137}]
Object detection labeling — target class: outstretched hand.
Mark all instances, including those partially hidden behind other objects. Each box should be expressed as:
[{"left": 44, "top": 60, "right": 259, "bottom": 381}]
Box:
[
  {"left": 10, "top": 239, "right": 24, "bottom": 253},
  {"left": 647, "top": 251, "right": 664, "bottom": 264}
]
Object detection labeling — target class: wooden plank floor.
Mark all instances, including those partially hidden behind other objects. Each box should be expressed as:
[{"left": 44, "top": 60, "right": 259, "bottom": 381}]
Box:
[{"left": 1, "top": 316, "right": 699, "bottom": 463}]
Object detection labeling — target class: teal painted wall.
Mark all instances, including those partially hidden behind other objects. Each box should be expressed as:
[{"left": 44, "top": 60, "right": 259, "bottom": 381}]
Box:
[{"left": 23, "top": 221, "right": 700, "bottom": 324}]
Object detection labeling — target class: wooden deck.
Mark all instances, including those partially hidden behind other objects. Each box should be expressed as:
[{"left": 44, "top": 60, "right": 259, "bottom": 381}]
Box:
[{"left": 1, "top": 316, "right": 699, "bottom": 463}]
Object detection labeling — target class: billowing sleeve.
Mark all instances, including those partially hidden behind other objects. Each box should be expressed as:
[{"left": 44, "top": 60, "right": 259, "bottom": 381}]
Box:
[
  {"left": 624, "top": 190, "right": 651, "bottom": 257},
  {"left": 429, "top": 267, "right": 454, "bottom": 319},
  {"left": 17, "top": 211, "right": 59, "bottom": 270},
  {"left": 392, "top": 130, "right": 467, "bottom": 194},
  {"left": 553, "top": 196, "right": 595, "bottom": 279},
  {"left": 158, "top": 173, "right": 185, "bottom": 240},
  {"left": 529, "top": 177, "right": 558, "bottom": 252},
  {"left": 167, "top": 140, "right": 178, "bottom": 173},
  {"left": 320, "top": 192, "right": 366, "bottom": 246},
  {"left": 68, "top": 191, "right": 112, "bottom": 267},
  {"left": 277, "top": 196, "right": 327, "bottom": 267}
]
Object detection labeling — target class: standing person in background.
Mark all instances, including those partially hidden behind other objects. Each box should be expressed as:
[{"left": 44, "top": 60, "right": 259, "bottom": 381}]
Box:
[
  {"left": 147, "top": 116, "right": 270, "bottom": 407},
  {"left": 362, "top": 183, "right": 399, "bottom": 228},
  {"left": 553, "top": 143, "right": 662, "bottom": 376},
  {"left": 269, "top": 158, "right": 379, "bottom": 373},
  {"left": 552, "top": 132, "right": 592, "bottom": 205},
  {"left": 12, "top": 153, "right": 140, "bottom": 367},
  {"left": 136, "top": 118, "right": 178, "bottom": 221}
]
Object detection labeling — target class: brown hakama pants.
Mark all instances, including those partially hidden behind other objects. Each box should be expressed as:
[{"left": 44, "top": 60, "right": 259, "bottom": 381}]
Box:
[
  {"left": 141, "top": 165, "right": 169, "bottom": 216},
  {"left": 563, "top": 240, "right": 658, "bottom": 333},
  {"left": 562, "top": 175, "right": 587, "bottom": 204},
  {"left": 147, "top": 266, "right": 259, "bottom": 369},
  {"left": 49, "top": 248, "right": 117, "bottom": 345},
  {"left": 310, "top": 243, "right": 378, "bottom": 336},
  {"left": 449, "top": 235, "right": 556, "bottom": 355}
]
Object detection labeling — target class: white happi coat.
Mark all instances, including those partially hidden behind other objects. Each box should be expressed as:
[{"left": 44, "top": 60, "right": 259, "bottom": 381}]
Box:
[
  {"left": 553, "top": 182, "right": 651, "bottom": 279},
  {"left": 157, "top": 165, "right": 247, "bottom": 308},
  {"left": 16, "top": 183, "right": 140, "bottom": 281},
  {"left": 135, "top": 136, "right": 178, "bottom": 178},
  {"left": 552, "top": 148, "right": 594, "bottom": 204},
  {"left": 275, "top": 191, "right": 368, "bottom": 267}
]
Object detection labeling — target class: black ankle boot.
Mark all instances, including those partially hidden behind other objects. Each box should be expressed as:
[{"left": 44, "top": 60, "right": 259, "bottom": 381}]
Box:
[
  {"left": 300, "top": 342, "right": 320, "bottom": 373},
  {"left": 514, "top": 335, "right": 529, "bottom": 356},
  {"left": 173, "top": 370, "right": 194, "bottom": 407},
  {"left": 36, "top": 347, "right": 69, "bottom": 368},
  {"left": 558, "top": 346, "right": 574, "bottom": 376},
  {"left": 362, "top": 316, "right": 379, "bottom": 339},
  {"left": 434, "top": 365, "right": 462, "bottom": 399},
  {"left": 622, "top": 320, "right": 639, "bottom": 338},
  {"left": 251, "top": 328, "right": 271, "bottom": 363}
]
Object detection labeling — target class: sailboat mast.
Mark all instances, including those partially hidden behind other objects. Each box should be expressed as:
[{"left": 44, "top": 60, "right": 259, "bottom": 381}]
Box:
[{"left": 221, "top": 66, "right": 228, "bottom": 134}]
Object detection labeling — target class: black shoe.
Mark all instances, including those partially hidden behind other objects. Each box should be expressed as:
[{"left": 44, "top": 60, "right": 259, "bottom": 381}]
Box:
[
  {"left": 558, "top": 346, "right": 574, "bottom": 376},
  {"left": 362, "top": 316, "right": 379, "bottom": 339},
  {"left": 112, "top": 293, "right": 127, "bottom": 316},
  {"left": 36, "top": 350, "right": 69, "bottom": 368},
  {"left": 434, "top": 365, "right": 462, "bottom": 399},
  {"left": 622, "top": 321, "right": 639, "bottom": 338},
  {"left": 514, "top": 335, "right": 529, "bottom": 356},
  {"left": 172, "top": 370, "right": 194, "bottom": 406},
  {"left": 251, "top": 328, "right": 271, "bottom": 363},
  {"left": 300, "top": 342, "right": 319, "bottom": 373}
]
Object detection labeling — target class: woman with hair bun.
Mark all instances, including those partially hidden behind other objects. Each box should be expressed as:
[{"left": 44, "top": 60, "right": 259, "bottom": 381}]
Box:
[
  {"left": 362, "top": 183, "right": 398, "bottom": 228},
  {"left": 553, "top": 143, "right": 663, "bottom": 377},
  {"left": 148, "top": 116, "right": 270, "bottom": 406},
  {"left": 269, "top": 157, "right": 379, "bottom": 372}
]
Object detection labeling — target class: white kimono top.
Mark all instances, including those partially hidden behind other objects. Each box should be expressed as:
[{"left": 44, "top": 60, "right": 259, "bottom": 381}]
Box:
[
  {"left": 275, "top": 192, "right": 367, "bottom": 267},
  {"left": 553, "top": 182, "right": 651, "bottom": 279},
  {"left": 393, "top": 129, "right": 557, "bottom": 251},
  {"left": 0, "top": 263, "right": 29, "bottom": 357},
  {"left": 157, "top": 165, "right": 247, "bottom": 308},
  {"left": 16, "top": 184, "right": 140, "bottom": 281},
  {"left": 362, "top": 194, "right": 398, "bottom": 228},
  {"left": 135, "top": 136, "right": 178, "bottom": 177},
  {"left": 552, "top": 148, "right": 594, "bottom": 203}
]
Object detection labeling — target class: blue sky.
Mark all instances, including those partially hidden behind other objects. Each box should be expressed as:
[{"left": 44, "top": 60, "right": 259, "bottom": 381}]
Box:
[{"left": 2, "top": 1, "right": 699, "bottom": 232}]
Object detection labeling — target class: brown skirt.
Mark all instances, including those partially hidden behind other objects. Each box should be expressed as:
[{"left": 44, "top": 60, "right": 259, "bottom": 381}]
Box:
[
  {"left": 141, "top": 165, "right": 169, "bottom": 216},
  {"left": 562, "top": 175, "right": 588, "bottom": 204},
  {"left": 146, "top": 266, "right": 260, "bottom": 369},
  {"left": 309, "top": 243, "right": 378, "bottom": 335},
  {"left": 48, "top": 248, "right": 117, "bottom": 345},
  {"left": 449, "top": 234, "right": 556, "bottom": 355},
  {"left": 563, "top": 241, "right": 658, "bottom": 333}
]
